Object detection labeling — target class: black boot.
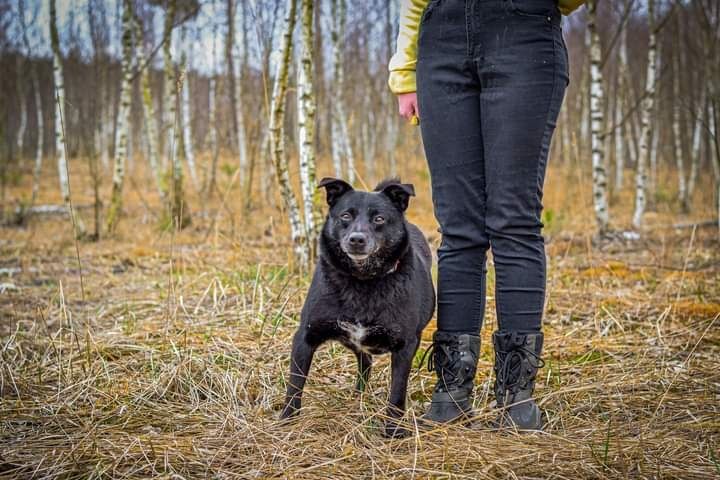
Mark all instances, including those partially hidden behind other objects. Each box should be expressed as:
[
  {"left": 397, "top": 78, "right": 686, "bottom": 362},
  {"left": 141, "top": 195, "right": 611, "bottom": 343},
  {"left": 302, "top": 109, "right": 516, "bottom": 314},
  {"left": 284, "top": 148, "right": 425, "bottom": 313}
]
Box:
[
  {"left": 492, "top": 331, "right": 545, "bottom": 430},
  {"left": 422, "top": 331, "right": 480, "bottom": 423}
]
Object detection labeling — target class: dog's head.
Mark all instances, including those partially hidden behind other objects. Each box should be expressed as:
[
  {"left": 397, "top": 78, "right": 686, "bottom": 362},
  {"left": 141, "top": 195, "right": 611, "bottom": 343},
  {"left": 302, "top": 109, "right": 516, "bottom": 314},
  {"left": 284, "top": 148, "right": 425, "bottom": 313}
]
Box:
[{"left": 318, "top": 177, "right": 415, "bottom": 275}]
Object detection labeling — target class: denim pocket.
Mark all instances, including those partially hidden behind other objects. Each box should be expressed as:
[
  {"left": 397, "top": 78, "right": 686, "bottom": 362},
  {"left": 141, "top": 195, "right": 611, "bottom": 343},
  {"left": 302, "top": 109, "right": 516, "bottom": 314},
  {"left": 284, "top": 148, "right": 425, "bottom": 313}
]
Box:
[
  {"left": 508, "top": 0, "right": 557, "bottom": 18},
  {"left": 420, "top": 0, "right": 442, "bottom": 25}
]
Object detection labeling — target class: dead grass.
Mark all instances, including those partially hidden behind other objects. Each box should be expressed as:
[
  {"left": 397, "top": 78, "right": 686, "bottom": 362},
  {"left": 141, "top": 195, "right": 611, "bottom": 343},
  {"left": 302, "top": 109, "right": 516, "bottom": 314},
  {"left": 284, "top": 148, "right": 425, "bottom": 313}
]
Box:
[{"left": 1, "top": 155, "right": 719, "bottom": 479}]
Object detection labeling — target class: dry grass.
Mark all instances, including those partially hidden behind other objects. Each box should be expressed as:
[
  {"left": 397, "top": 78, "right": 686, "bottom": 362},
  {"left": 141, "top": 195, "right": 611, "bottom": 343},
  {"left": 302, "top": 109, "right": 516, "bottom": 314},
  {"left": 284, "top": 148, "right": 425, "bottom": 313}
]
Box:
[{"left": 1, "top": 154, "right": 719, "bottom": 479}]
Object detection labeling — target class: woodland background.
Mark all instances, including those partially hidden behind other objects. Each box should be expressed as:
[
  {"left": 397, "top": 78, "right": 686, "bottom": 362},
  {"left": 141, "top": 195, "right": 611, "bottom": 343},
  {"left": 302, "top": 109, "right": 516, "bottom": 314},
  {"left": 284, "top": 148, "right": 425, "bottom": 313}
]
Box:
[{"left": 0, "top": 0, "right": 719, "bottom": 478}]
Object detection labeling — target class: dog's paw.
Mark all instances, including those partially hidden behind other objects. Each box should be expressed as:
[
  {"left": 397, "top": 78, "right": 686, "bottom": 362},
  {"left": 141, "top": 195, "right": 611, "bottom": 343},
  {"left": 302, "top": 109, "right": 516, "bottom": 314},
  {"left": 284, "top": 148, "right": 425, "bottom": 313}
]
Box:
[
  {"left": 382, "top": 420, "right": 410, "bottom": 439},
  {"left": 279, "top": 406, "right": 299, "bottom": 421}
]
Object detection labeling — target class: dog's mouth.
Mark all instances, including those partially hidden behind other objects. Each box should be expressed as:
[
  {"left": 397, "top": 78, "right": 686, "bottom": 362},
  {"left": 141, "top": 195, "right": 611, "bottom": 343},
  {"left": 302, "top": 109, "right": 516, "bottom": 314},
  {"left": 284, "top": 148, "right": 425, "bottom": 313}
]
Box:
[
  {"left": 346, "top": 252, "right": 370, "bottom": 262},
  {"left": 342, "top": 245, "right": 379, "bottom": 263}
]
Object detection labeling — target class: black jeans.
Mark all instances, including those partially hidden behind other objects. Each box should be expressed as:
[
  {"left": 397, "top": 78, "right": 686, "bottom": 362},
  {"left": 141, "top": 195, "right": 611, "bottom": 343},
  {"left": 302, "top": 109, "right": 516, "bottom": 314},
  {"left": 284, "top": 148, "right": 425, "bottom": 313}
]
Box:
[{"left": 417, "top": 0, "right": 568, "bottom": 334}]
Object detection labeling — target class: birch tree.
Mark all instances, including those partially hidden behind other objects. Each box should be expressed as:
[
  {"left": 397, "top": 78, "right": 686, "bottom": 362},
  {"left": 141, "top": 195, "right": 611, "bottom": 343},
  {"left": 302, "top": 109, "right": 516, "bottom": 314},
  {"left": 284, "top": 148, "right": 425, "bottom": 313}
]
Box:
[
  {"left": 180, "top": 26, "right": 198, "bottom": 188},
  {"left": 19, "top": 0, "right": 43, "bottom": 205},
  {"left": 632, "top": 0, "right": 658, "bottom": 229},
  {"left": 329, "top": 0, "right": 353, "bottom": 181},
  {"left": 168, "top": 67, "right": 191, "bottom": 229},
  {"left": 163, "top": 0, "right": 191, "bottom": 229},
  {"left": 226, "top": 0, "right": 248, "bottom": 184},
  {"left": 297, "top": 0, "right": 321, "bottom": 253},
  {"left": 15, "top": 56, "right": 27, "bottom": 159},
  {"left": 687, "top": 87, "right": 707, "bottom": 200},
  {"left": 672, "top": 15, "right": 688, "bottom": 212},
  {"left": 205, "top": 3, "right": 220, "bottom": 199},
  {"left": 133, "top": 11, "right": 163, "bottom": 196},
  {"left": 588, "top": 0, "right": 609, "bottom": 233},
  {"left": 385, "top": 0, "right": 399, "bottom": 176},
  {"left": 269, "top": 0, "right": 307, "bottom": 266},
  {"left": 107, "top": 0, "right": 134, "bottom": 233},
  {"left": 50, "top": 0, "right": 69, "bottom": 206},
  {"left": 614, "top": 23, "right": 629, "bottom": 190},
  {"left": 161, "top": 0, "right": 177, "bottom": 169},
  {"left": 50, "top": 0, "right": 85, "bottom": 236}
]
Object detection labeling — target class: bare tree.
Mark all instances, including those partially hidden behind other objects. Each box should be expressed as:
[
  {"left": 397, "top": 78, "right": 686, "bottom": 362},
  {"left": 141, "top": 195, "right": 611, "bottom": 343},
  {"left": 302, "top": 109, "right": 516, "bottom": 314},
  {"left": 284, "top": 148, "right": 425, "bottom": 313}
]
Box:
[
  {"left": 329, "top": 0, "right": 353, "bottom": 181},
  {"left": 163, "top": 0, "right": 191, "bottom": 228},
  {"left": 672, "top": 14, "right": 689, "bottom": 212},
  {"left": 179, "top": 26, "right": 198, "bottom": 188},
  {"left": 297, "top": 0, "right": 321, "bottom": 253},
  {"left": 269, "top": 0, "right": 306, "bottom": 266},
  {"left": 588, "top": 0, "right": 609, "bottom": 233},
  {"left": 133, "top": 10, "right": 163, "bottom": 196},
  {"left": 18, "top": 0, "right": 43, "bottom": 206},
  {"left": 107, "top": 0, "right": 134, "bottom": 233},
  {"left": 15, "top": 55, "right": 27, "bottom": 160},
  {"left": 632, "top": 0, "right": 658, "bottom": 229},
  {"left": 50, "top": 0, "right": 69, "bottom": 206},
  {"left": 226, "top": 0, "right": 248, "bottom": 184}
]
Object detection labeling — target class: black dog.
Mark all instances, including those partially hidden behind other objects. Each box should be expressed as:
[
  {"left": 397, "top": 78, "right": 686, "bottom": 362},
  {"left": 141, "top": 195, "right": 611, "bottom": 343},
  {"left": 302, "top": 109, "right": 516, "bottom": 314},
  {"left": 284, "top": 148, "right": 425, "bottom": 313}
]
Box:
[{"left": 280, "top": 177, "right": 435, "bottom": 436}]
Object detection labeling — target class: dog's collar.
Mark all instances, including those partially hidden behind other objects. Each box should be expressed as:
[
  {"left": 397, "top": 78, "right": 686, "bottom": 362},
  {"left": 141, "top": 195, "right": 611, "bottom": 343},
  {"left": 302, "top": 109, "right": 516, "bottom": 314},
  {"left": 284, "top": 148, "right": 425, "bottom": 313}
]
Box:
[{"left": 386, "top": 259, "right": 401, "bottom": 275}]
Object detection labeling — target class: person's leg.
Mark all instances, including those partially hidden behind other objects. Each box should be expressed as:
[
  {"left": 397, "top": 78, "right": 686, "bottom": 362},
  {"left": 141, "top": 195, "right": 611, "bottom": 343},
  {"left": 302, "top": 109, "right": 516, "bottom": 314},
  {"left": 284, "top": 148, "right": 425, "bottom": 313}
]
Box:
[
  {"left": 416, "top": 0, "right": 485, "bottom": 422},
  {"left": 418, "top": 0, "right": 489, "bottom": 335},
  {"left": 475, "top": 0, "right": 569, "bottom": 429}
]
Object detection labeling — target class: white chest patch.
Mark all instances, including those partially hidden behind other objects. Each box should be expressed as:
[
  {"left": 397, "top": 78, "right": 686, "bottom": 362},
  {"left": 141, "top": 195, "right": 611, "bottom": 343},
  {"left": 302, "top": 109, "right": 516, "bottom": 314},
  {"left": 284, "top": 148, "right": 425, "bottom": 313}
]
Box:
[{"left": 338, "top": 321, "right": 368, "bottom": 352}]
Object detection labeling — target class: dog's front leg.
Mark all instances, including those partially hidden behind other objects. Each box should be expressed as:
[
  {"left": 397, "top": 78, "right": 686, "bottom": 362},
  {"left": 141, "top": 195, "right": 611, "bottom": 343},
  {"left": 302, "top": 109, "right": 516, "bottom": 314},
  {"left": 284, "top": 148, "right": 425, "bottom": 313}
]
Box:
[
  {"left": 280, "top": 330, "right": 317, "bottom": 419},
  {"left": 383, "top": 339, "right": 418, "bottom": 438}
]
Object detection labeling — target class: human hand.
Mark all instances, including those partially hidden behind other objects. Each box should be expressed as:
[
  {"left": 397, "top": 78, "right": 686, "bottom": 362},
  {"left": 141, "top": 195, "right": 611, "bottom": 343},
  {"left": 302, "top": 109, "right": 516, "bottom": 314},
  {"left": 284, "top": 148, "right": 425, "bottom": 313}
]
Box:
[{"left": 397, "top": 92, "right": 419, "bottom": 125}]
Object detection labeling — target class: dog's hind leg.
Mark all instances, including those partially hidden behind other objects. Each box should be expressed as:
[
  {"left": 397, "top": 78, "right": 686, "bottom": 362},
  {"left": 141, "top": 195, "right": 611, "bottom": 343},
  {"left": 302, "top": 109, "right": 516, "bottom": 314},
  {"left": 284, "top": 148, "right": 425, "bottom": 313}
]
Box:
[
  {"left": 280, "top": 330, "right": 317, "bottom": 419},
  {"left": 355, "top": 351, "right": 372, "bottom": 393}
]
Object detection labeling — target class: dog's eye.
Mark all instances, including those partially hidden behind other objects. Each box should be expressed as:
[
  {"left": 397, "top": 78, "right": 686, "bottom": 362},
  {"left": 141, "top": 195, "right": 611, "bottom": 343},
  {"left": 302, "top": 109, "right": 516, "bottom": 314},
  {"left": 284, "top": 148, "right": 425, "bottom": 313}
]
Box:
[
  {"left": 340, "top": 212, "right": 352, "bottom": 221},
  {"left": 373, "top": 215, "right": 385, "bottom": 224}
]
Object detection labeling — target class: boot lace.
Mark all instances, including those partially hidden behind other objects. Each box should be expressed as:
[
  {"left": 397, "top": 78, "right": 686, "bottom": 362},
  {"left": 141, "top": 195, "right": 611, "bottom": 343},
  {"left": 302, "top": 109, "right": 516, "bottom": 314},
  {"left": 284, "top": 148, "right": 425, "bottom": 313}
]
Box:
[
  {"left": 495, "top": 346, "right": 545, "bottom": 394},
  {"left": 421, "top": 341, "right": 462, "bottom": 388}
]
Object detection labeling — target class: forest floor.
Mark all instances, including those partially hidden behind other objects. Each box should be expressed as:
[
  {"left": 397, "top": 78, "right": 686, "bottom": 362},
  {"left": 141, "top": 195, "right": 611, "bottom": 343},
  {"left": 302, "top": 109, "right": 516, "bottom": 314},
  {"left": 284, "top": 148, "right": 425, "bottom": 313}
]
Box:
[{"left": 1, "top": 156, "right": 719, "bottom": 479}]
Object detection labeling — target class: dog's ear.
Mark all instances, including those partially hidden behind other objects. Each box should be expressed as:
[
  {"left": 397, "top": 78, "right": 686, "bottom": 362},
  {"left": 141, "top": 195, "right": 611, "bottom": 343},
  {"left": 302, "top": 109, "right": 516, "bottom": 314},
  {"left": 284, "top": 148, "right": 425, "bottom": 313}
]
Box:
[
  {"left": 317, "top": 177, "right": 354, "bottom": 207},
  {"left": 379, "top": 182, "right": 415, "bottom": 212}
]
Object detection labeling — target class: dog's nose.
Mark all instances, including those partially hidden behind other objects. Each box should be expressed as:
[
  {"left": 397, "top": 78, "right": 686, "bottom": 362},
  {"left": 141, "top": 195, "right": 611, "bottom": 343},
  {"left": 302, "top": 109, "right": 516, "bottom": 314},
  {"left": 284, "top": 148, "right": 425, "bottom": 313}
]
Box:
[{"left": 348, "top": 233, "right": 367, "bottom": 246}]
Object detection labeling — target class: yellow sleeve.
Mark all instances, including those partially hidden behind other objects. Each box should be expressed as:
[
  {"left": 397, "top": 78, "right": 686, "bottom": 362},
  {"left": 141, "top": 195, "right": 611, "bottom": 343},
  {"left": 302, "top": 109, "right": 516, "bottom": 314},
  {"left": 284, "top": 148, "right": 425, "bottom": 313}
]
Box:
[
  {"left": 558, "top": 0, "right": 586, "bottom": 15},
  {"left": 388, "top": 0, "right": 430, "bottom": 95}
]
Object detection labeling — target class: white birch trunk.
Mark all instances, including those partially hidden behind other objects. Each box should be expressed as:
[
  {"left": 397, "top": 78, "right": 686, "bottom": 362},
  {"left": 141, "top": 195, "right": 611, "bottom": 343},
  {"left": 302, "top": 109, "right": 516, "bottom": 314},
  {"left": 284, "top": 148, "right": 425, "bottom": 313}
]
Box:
[
  {"left": 207, "top": 75, "right": 219, "bottom": 195},
  {"left": 205, "top": 1, "right": 220, "bottom": 198},
  {"left": 687, "top": 88, "right": 707, "bottom": 200},
  {"left": 234, "top": 6, "right": 248, "bottom": 184},
  {"left": 107, "top": 0, "right": 134, "bottom": 233},
  {"left": 170, "top": 67, "right": 190, "bottom": 228},
  {"left": 386, "top": 113, "right": 399, "bottom": 176},
  {"left": 649, "top": 41, "right": 662, "bottom": 196},
  {"left": 134, "top": 12, "right": 163, "bottom": 196},
  {"left": 30, "top": 73, "right": 43, "bottom": 206},
  {"left": 614, "top": 25, "right": 630, "bottom": 190},
  {"left": 162, "top": 0, "right": 176, "bottom": 169},
  {"left": 580, "top": 27, "right": 591, "bottom": 152},
  {"left": 19, "top": 0, "right": 43, "bottom": 206},
  {"left": 330, "top": 0, "right": 354, "bottom": 182},
  {"left": 672, "top": 31, "right": 688, "bottom": 212},
  {"left": 16, "top": 56, "right": 27, "bottom": 158},
  {"left": 100, "top": 100, "right": 111, "bottom": 169},
  {"left": 632, "top": 0, "right": 657, "bottom": 229},
  {"left": 180, "top": 28, "right": 198, "bottom": 188},
  {"left": 297, "top": 0, "right": 321, "bottom": 252},
  {"left": 269, "top": 0, "right": 306, "bottom": 266},
  {"left": 588, "top": 0, "right": 609, "bottom": 233},
  {"left": 50, "top": 0, "right": 69, "bottom": 206},
  {"left": 331, "top": 109, "right": 343, "bottom": 177}
]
